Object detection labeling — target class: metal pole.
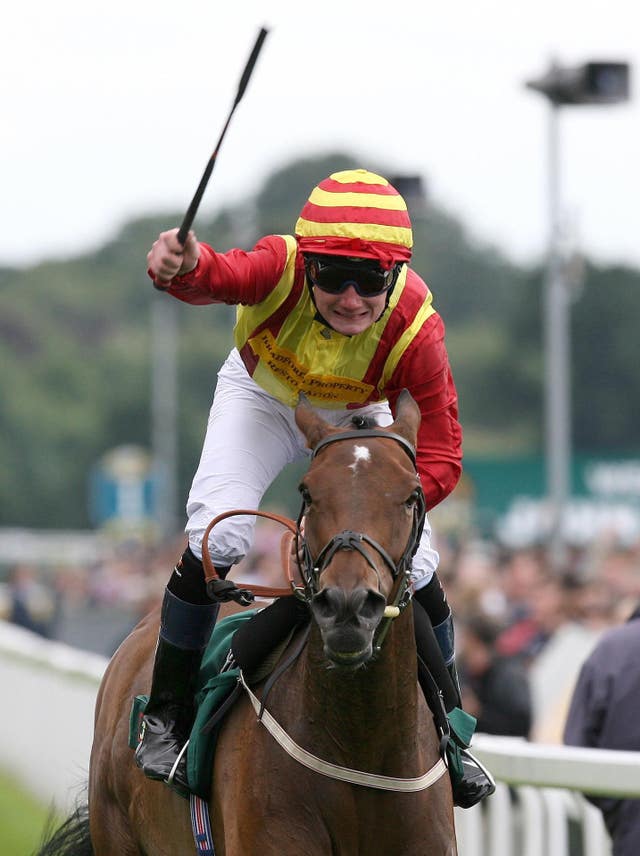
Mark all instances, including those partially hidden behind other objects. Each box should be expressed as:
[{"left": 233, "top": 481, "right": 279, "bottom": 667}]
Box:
[
  {"left": 544, "top": 103, "right": 571, "bottom": 569},
  {"left": 151, "top": 294, "right": 179, "bottom": 538}
]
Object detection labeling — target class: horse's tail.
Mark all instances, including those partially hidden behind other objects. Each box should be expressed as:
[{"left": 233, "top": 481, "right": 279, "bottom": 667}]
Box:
[{"left": 34, "top": 802, "right": 93, "bottom": 856}]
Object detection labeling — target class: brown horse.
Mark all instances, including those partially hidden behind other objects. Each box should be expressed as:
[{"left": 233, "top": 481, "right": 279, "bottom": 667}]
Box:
[{"left": 45, "top": 390, "right": 457, "bottom": 855}]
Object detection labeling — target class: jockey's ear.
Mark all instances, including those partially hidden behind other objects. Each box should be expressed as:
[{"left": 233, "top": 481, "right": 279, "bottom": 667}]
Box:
[{"left": 389, "top": 390, "right": 421, "bottom": 447}]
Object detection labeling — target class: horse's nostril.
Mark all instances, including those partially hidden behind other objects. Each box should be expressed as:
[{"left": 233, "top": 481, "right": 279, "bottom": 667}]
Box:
[
  {"left": 353, "top": 589, "right": 386, "bottom": 623},
  {"left": 311, "top": 587, "right": 385, "bottom": 628},
  {"left": 311, "top": 587, "right": 346, "bottom": 624}
]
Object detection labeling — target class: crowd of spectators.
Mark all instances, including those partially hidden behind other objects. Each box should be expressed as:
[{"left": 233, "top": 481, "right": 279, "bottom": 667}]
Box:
[
  {"left": 1, "top": 518, "right": 639, "bottom": 746},
  {"left": 437, "top": 532, "right": 639, "bottom": 743}
]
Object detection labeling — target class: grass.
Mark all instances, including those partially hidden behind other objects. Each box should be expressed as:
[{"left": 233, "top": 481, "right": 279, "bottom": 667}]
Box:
[{"left": 0, "top": 769, "right": 55, "bottom": 855}]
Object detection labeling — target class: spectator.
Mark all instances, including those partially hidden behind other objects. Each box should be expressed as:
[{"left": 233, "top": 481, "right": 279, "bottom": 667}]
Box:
[
  {"left": 528, "top": 575, "right": 601, "bottom": 742},
  {"left": 496, "top": 572, "right": 567, "bottom": 668},
  {"left": 6, "top": 563, "right": 55, "bottom": 637},
  {"left": 564, "top": 602, "right": 640, "bottom": 856},
  {"left": 459, "top": 611, "right": 532, "bottom": 738}
]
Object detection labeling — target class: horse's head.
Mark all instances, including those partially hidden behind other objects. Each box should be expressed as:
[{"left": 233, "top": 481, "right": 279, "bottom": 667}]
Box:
[{"left": 294, "top": 390, "right": 425, "bottom": 669}]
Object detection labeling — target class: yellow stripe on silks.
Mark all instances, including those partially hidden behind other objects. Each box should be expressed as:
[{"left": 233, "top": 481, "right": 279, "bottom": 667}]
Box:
[
  {"left": 236, "top": 257, "right": 420, "bottom": 409},
  {"left": 244, "top": 269, "right": 409, "bottom": 409},
  {"left": 295, "top": 218, "right": 412, "bottom": 247},
  {"left": 277, "top": 265, "right": 407, "bottom": 386},
  {"left": 330, "top": 169, "right": 389, "bottom": 186},
  {"left": 249, "top": 331, "right": 376, "bottom": 406},
  {"left": 234, "top": 235, "right": 299, "bottom": 349},
  {"left": 380, "top": 289, "right": 435, "bottom": 390},
  {"left": 307, "top": 187, "right": 408, "bottom": 211}
]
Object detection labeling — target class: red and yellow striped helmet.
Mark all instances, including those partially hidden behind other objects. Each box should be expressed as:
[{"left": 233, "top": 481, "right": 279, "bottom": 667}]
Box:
[{"left": 295, "top": 169, "right": 413, "bottom": 271}]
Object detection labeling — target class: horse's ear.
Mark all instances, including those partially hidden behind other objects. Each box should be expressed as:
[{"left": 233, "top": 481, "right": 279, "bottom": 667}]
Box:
[
  {"left": 295, "top": 393, "right": 334, "bottom": 450},
  {"left": 389, "top": 390, "right": 421, "bottom": 446}
]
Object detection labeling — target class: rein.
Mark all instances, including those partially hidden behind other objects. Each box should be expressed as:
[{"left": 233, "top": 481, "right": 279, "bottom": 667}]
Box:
[{"left": 201, "top": 509, "right": 304, "bottom": 599}]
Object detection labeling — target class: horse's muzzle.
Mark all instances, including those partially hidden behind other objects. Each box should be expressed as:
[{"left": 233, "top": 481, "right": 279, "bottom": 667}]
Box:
[{"left": 310, "top": 586, "right": 386, "bottom": 668}]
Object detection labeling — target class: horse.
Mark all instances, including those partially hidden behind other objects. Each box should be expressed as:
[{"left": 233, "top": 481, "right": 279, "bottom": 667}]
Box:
[{"left": 40, "top": 390, "right": 457, "bottom": 855}]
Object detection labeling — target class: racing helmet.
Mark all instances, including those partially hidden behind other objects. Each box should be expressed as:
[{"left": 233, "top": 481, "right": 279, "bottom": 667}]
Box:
[{"left": 295, "top": 169, "right": 413, "bottom": 271}]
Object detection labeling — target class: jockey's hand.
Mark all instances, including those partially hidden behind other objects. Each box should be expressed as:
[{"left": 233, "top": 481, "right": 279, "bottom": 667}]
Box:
[
  {"left": 207, "top": 577, "right": 254, "bottom": 606},
  {"left": 147, "top": 228, "right": 200, "bottom": 288}
]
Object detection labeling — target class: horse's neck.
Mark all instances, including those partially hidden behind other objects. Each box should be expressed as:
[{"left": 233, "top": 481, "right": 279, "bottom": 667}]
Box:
[{"left": 296, "top": 618, "right": 423, "bottom": 765}]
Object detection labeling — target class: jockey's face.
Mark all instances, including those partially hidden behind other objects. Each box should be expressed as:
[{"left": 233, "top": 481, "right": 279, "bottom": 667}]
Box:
[
  {"left": 312, "top": 284, "right": 387, "bottom": 335},
  {"left": 305, "top": 256, "right": 395, "bottom": 336}
]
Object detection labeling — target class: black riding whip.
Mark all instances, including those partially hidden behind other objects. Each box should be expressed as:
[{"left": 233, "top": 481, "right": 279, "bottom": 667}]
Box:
[{"left": 176, "top": 26, "right": 269, "bottom": 246}]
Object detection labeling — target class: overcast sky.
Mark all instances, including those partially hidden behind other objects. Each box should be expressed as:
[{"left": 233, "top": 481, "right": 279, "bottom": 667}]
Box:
[{"left": 3, "top": 0, "right": 638, "bottom": 269}]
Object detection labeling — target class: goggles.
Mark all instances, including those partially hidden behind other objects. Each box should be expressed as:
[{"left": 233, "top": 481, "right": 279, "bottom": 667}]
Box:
[{"left": 304, "top": 255, "right": 400, "bottom": 298}]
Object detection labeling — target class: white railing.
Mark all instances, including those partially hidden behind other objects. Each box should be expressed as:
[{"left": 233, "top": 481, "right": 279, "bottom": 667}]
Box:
[
  {"left": 2, "top": 620, "right": 639, "bottom": 855},
  {"left": 0, "top": 620, "right": 108, "bottom": 810},
  {"left": 455, "top": 736, "right": 640, "bottom": 856}
]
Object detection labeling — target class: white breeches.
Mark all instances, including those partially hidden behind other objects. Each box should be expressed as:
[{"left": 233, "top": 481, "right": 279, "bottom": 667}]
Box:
[{"left": 185, "top": 349, "right": 438, "bottom": 590}]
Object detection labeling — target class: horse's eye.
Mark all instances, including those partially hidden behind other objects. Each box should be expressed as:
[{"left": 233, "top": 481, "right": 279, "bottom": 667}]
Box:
[
  {"left": 404, "top": 490, "right": 420, "bottom": 509},
  {"left": 299, "top": 484, "right": 312, "bottom": 506}
]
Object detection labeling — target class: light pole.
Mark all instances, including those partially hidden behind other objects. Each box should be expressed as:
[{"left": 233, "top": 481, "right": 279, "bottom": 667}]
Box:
[{"left": 525, "top": 60, "right": 630, "bottom": 568}]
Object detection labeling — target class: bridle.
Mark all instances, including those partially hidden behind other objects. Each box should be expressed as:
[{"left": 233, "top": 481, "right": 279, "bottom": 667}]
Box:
[
  {"left": 201, "top": 425, "right": 426, "bottom": 650},
  {"left": 295, "top": 427, "right": 427, "bottom": 649}
]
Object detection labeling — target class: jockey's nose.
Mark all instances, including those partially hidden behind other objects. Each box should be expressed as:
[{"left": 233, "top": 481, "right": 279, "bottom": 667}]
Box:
[{"left": 336, "top": 284, "right": 364, "bottom": 307}]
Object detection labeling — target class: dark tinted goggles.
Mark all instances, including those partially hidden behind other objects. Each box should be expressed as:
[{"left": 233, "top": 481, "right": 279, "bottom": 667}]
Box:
[{"left": 304, "top": 256, "right": 399, "bottom": 298}]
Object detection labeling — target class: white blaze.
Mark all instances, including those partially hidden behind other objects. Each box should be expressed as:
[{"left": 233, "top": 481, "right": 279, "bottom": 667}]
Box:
[{"left": 350, "top": 445, "right": 371, "bottom": 472}]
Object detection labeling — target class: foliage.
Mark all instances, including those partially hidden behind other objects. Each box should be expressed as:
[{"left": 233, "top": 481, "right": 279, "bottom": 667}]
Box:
[{"left": 1, "top": 153, "right": 638, "bottom": 529}]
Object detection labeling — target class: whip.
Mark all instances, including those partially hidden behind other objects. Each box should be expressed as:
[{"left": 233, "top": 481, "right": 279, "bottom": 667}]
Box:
[{"left": 176, "top": 27, "right": 269, "bottom": 245}]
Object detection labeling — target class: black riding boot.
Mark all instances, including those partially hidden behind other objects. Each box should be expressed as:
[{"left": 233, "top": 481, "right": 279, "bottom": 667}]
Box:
[
  {"left": 414, "top": 579, "right": 496, "bottom": 809},
  {"left": 431, "top": 611, "right": 496, "bottom": 808},
  {"left": 135, "top": 549, "right": 222, "bottom": 791}
]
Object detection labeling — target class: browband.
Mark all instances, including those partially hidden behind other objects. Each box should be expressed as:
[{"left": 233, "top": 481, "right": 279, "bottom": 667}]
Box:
[{"left": 312, "top": 429, "right": 417, "bottom": 466}]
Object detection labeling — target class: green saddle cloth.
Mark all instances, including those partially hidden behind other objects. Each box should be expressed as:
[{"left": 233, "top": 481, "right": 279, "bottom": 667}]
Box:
[{"left": 129, "top": 610, "right": 259, "bottom": 799}]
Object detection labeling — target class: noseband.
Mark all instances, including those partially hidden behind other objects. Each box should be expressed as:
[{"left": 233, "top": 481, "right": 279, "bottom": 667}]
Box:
[{"left": 295, "top": 426, "right": 426, "bottom": 645}]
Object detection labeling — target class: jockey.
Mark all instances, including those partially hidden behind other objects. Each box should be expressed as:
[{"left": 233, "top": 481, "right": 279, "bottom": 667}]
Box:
[{"left": 135, "top": 168, "right": 495, "bottom": 807}]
